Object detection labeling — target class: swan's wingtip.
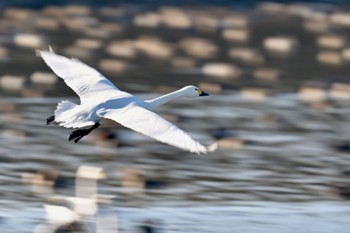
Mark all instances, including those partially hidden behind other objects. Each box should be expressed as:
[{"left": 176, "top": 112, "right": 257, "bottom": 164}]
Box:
[
  {"left": 36, "top": 46, "right": 55, "bottom": 57},
  {"left": 194, "top": 142, "right": 218, "bottom": 155},
  {"left": 48, "top": 45, "right": 54, "bottom": 53},
  {"left": 207, "top": 142, "right": 218, "bottom": 152}
]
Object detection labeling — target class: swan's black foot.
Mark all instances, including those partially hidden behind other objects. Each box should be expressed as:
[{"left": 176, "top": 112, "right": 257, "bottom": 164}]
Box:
[
  {"left": 46, "top": 115, "right": 55, "bottom": 125},
  {"left": 69, "top": 129, "right": 91, "bottom": 143},
  {"left": 68, "top": 122, "right": 100, "bottom": 143}
]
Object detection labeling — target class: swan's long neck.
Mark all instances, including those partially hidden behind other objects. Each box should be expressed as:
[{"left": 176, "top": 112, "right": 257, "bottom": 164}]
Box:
[{"left": 144, "top": 89, "right": 185, "bottom": 109}]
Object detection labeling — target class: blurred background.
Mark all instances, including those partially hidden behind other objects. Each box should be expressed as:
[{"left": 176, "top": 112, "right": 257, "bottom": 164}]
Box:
[{"left": 1, "top": 0, "right": 350, "bottom": 232}]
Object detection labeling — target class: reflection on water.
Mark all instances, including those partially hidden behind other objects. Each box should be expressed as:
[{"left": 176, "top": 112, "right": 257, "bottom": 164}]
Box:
[{"left": 1, "top": 1, "right": 350, "bottom": 233}]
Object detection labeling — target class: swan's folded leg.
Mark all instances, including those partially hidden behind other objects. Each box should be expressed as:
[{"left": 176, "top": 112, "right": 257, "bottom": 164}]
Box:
[
  {"left": 69, "top": 129, "right": 89, "bottom": 143},
  {"left": 46, "top": 115, "right": 55, "bottom": 125},
  {"left": 68, "top": 122, "right": 100, "bottom": 143}
]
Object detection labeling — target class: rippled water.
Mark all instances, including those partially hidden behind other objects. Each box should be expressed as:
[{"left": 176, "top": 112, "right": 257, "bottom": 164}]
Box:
[
  {"left": 1, "top": 91, "right": 350, "bottom": 232},
  {"left": 3, "top": 202, "right": 350, "bottom": 233},
  {"left": 1, "top": 2, "right": 350, "bottom": 232}
]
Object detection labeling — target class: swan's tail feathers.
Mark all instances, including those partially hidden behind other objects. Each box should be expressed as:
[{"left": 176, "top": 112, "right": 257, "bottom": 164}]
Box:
[
  {"left": 54, "top": 100, "right": 77, "bottom": 116},
  {"left": 47, "top": 100, "right": 76, "bottom": 126}
]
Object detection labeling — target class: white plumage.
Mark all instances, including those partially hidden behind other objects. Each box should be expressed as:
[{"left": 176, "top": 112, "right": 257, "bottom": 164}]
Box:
[{"left": 38, "top": 48, "right": 217, "bottom": 154}]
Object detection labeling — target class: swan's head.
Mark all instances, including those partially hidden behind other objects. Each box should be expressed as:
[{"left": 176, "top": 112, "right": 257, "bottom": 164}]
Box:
[{"left": 181, "top": 85, "right": 209, "bottom": 98}]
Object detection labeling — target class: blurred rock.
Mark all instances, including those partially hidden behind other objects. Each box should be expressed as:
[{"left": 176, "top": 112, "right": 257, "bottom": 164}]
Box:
[
  {"left": 63, "top": 46, "right": 95, "bottom": 59},
  {"left": 0, "top": 103, "right": 15, "bottom": 112},
  {"left": 329, "top": 12, "right": 350, "bottom": 27},
  {"left": 317, "top": 35, "right": 346, "bottom": 49},
  {"left": 180, "top": 38, "right": 218, "bottom": 58},
  {"left": 217, "top": 137, "right": 244, "bottom": 150},
  {"left": 329, "top": 83, "right": 350, "bottom": 100},
  {"left": 62, "top": 16, "right": 99, "bottom": 31},
  {"left": 65, "top": 5, "right": 92, "bottom": 16},
  {"left": 160, "top": 7, "right": 192, "bottom": 29},
  {"left": 30, "top": 72, "right": 58, "bottom": 85},
  {"left": 341, "top": 48, "right": 350, "bottom": 61},
  {"left": 193, "top": 15, "right": 219, "bottom": 32},
  {"left": 228, "top": 47, "right": 264, "bottom": 65},
  {"left": 0, "top": 75, "right": 26, "bottom": 91},
  {"left": 222, "top": 15, "right": 248, "bottom": 28},
  {"left": 253, "top": 68, "right": 281, "bottom": 82},
  {"left": 286, "top": 4, "right": 325, "bottom": 19},
  {"left": 170, "top": 56, "right": 196, "bottom": 68},
  {"left": 107, "top": 40, "right": 138, "bottom": 58},
  {"left": 2, "top": 129, "right": 26, "bottom": 139},
  {"left": 222, "top": 28, "right": 249, "bottom": 43},
  {"left": 99, "top": 59, "right": 133, "bottom": 73},
  {"left": 263, "top": 36, "right": 299, "bottom": 54},
  {"left": 22, "top": 170, "right": 58, "bottom": 195},
  {"left": 198, "top": 82, "right": 223, "bottom": 94},
  {"left": 75, "top": 38, "right": 103, "bottom": 49},
  {"left": 2, "top": 113, "right": 23, "bottom": 124},
  {"left": 0, "top": 47, "right": 9, "bottom": 61},
  {"left": 14, "top": 33, "right": 47, "bottom": 48},
  {"left": 317, "top": 51, "right": 343, "bottom": 65},
  {"left": 240, "top": 88, "right": 269, "bottom": 101},
  {"left": 99, "top": 22, "right": 124, "bottom": 34},
  {"left": 303, "top": 19, "right": 331, "bottom": 33},
  {"left": 42, "top": 6, "right": 66, "bottom": 16},
  {"left": 202, "top": 63, "right": 241, "bottom": 79},
  {"left": 99, "top": 7, "right": 125, "bottom": 18},
  {"left": 83, "top": 27, "right": 114, "bottom": 39},
  {"left": 134, "top": 13, "right": 161, "bottom": 28},
  {"left": 120, "top": 168, "right": 145, "bottom": 196},
  {"left": 258, "top": 2, "right": 286, "bottom": 13},
  {"left": 299, "top": 86, "right": 326, "bottom": 102},
  {"left": 4, "top": 8, "right": 36, "bottom": 21},
  {"left": 134, "top": 37, "right": 173, "bottom": 59},
  {"left": 34, "top": 16, "right": 61, "bottom": 31},
  {"left": 21, "top": 88, "right": 45, "bottom": 97}
]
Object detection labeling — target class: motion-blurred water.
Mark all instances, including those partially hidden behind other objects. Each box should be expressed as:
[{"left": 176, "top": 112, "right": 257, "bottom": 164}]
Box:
[{"left": 1, "top": 2, "right": 350, "bottom": 233}]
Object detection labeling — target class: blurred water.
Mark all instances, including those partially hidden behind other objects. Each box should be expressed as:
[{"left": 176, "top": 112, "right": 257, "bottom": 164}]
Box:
[
  {"left": 1, "top": 93, "right": 350, "bottom": 232},
  {"left": 1, "top": 2, "right": 350, "bottom": 233},
  {"left": 3, "top": 202, "right": 350, "bottom": 233}
]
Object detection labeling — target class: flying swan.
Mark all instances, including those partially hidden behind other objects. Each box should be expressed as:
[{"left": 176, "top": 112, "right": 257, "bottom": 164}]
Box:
[{"left": 38, "top": 48, "right": 217, "bottom": 154}]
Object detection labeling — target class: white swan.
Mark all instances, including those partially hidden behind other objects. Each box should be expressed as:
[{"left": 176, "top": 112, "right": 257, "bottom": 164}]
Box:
[{"left": 38, "top": 48, "right": 217, "bottom": 154}]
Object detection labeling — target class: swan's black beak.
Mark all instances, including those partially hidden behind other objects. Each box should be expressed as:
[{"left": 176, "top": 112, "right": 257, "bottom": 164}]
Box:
[{"left": 199, "top": 91, "right": 209, "bottom": 96}]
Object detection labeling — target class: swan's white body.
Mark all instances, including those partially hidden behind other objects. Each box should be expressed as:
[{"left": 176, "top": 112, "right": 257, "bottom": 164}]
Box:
[{"left": 38, "top": 48, "right": 216, "bottom": 154}]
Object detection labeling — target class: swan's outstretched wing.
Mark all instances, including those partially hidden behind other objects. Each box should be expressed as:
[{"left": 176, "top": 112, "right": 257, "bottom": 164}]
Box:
[
  {"left": 99, "top": 104, "right": 216, "bottom": 154},
  {"left": 37, "top": 49, "right": 122, "bottom": 104}
]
